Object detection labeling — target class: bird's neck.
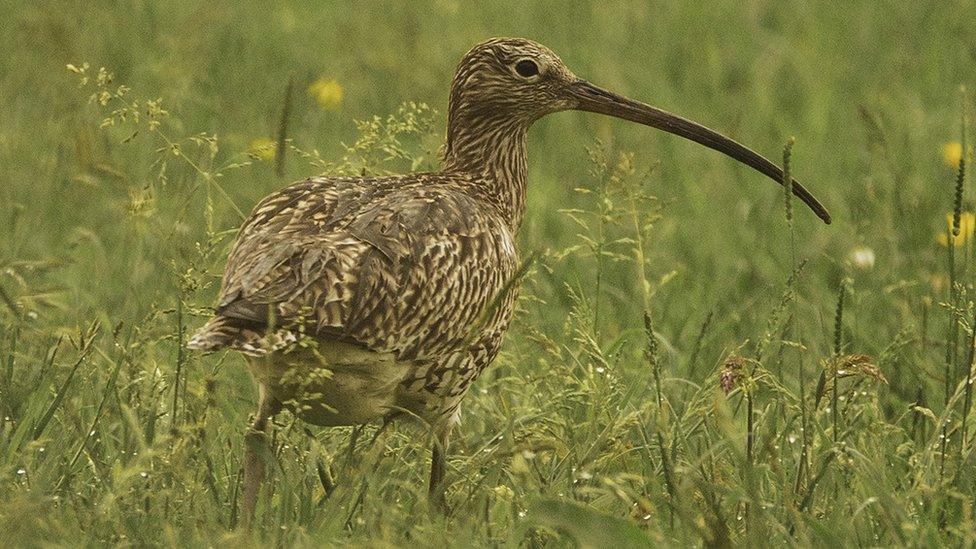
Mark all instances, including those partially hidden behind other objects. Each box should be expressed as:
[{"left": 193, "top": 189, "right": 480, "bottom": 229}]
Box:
[{"left": 442, "top": 110, "right": 528, "bottom": 231}]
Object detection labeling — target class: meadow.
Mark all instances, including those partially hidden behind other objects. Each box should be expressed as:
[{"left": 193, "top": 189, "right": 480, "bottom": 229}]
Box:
[{"left": 2, "top": 1, "right": 975, "bottom": 546}]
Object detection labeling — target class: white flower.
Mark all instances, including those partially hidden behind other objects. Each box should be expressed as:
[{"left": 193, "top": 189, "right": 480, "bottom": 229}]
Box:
[{"left": 848, "top": 246, "right": 875, "bottom": 269}]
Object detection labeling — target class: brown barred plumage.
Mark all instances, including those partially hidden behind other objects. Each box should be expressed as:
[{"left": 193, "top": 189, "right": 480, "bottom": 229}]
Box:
[{"left": 187, "top": 37, "right": 830, "bottom": 525}]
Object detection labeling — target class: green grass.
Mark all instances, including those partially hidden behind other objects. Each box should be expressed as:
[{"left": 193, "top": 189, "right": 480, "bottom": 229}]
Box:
[{"left": 2, "top": 1, "right": 976, "bottom": 546}]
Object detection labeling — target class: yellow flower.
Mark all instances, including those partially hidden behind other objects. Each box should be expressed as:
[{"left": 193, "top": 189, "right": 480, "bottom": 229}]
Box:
[
  {"left": 960, "top": 211, "right": 976, "bottom": 236},
  {"left": 943, "top": 141, "right": 974, "bottom": 170},
  {"left": 937, "top": 233, "right": 957, "bottom": 247},
  {"left": 943, "top": 141, "right": 963, "bottom": 169},
  {"left": 308, "top": 77, "right": 344, "bottom": 110},
  {"left": 248, "top": 137, "right": 276, "bottom": 162},
  {"left": 937, "top": 211, "right": 976, "bottom": 247}
]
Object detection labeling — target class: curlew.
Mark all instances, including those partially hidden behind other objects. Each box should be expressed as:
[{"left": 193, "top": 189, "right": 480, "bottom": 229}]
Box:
[{"left": 187, "top": 37, "right": 830, "bottom": 525}]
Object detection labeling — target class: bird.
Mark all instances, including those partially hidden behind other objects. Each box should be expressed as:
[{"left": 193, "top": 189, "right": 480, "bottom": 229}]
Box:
[{"left": 187, "top": 37, "right": 830, "bottom": 526}]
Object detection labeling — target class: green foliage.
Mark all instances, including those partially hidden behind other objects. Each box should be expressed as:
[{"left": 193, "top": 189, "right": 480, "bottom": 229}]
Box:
[{"left": 1, "top": 1, "right": 976, "bottom": 546}]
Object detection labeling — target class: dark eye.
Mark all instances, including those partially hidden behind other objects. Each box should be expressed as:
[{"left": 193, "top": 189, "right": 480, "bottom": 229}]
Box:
[{"left": 515, "top": 59, "right": 539, "bottom": 78}]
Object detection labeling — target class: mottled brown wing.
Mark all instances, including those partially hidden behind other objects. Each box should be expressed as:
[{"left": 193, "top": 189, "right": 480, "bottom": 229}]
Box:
[{"left": 188, "top": 175, "right": 519, "bottom": 360}]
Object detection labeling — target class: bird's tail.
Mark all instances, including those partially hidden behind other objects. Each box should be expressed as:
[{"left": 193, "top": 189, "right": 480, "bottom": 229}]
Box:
[{"left": 186, "top": 316, "right": 297, "bottom": 357}]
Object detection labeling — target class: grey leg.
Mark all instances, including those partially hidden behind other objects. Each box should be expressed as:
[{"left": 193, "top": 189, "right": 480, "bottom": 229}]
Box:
[
  {"left": 242, "top": 383, "right": 280, "bottom": 530},
  {"left": 428, "top": 414, "right": 457, "bottom": 509}
]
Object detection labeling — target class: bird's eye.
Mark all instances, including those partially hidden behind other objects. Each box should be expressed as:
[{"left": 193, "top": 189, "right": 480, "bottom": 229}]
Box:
[{"left": 514, "top": 59, "right": 539, "bottom": 78}]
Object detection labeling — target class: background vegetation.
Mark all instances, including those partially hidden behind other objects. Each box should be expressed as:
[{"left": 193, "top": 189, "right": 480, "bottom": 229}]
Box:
[{"left": 2, "top": 1, "right": 975, "bottom": 546}]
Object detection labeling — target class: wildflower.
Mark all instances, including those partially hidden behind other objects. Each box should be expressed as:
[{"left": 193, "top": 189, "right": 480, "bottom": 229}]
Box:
[
  {"left": 937, "top": 233, "right": 958, "bottom": 247},
  {"left": 937, "top": 211, "right": 976, "bottom": 247},
  {"left": 955, "top": 211, "right": 976, "bottom": 236},
  {"left": 720, "top": 356, "right": 747, "bottom": 395},
  {"left": 847, "top": 245, "right": 875, "bottom": 269},
  {"left": 942, "top": 141, "right": 966, "bottom": 169},
  {"left": 248, "top": 138, "right": 277, "bottom": 162},
  {"left": 308, "top": 77, "right": 344, "bottom": 110}
]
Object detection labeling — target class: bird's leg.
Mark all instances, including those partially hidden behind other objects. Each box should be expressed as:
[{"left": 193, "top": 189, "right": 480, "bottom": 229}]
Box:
[
  {"left": 428, "top": 438, "right": 448, "bottom": 509},
  {"left": 343, "top": 424, "right": 364, "bottom": 469},
  {"left": 428, "top": 413, "right": 458, "bottom": 510},
  {"left": 242, "top": 382, "right": 280, "bottom": 530},
  {"left": 324, "top": 418, "right": 394, "bottom": 505},
  {"left": 367, "top": 414, "right": 397, "bottom": 449}
]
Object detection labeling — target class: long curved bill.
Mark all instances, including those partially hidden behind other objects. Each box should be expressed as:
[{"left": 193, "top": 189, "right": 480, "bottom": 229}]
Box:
[{"left": 569, "top": 79, "right": 831, "bottom": 224}]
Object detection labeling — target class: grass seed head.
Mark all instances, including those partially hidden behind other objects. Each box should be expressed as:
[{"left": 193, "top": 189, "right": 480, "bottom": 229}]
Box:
[{"left": 834, "top": 354, "right": 886, "bottom": 384}]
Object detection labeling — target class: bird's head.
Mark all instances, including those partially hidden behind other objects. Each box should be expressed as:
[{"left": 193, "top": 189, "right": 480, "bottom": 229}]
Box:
[
  {"left": 447, "top": 38, "right": 578, "bottom": 123},
  {"left": 447, "top": 37, "right": 830, "bottom": 224}
]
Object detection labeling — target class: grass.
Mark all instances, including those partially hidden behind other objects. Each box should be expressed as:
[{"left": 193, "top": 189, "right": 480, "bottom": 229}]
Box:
[{"left": 2, "top": 1, "right": 976, "bottom": 546}]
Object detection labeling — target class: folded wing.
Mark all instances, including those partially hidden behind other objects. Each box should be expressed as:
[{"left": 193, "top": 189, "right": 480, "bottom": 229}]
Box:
[{"left": 188, "top": 174, "right": 519, "bottom": 360}]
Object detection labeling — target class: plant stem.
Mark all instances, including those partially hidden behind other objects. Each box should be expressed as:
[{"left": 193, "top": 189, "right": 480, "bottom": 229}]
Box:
[
  {"left": 832, "top": 280, "right": 846, "bottom": 442},
  {"left": 961, "top": 306, "right": 976, "bottom": 456},
  {"left": 171, "top": 285, "right": 185, "bottom": 433},
  {"left": 783, "top": 138, "right": 809, "bottom": 492},
  {"left": 275, "top": 76, "right": 293, "bottom": 178}
]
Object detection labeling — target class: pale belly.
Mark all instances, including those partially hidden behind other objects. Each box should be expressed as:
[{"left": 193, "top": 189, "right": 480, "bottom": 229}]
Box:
[{"left": 246, "top": 340, "right": 425, "bottom": 426}]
